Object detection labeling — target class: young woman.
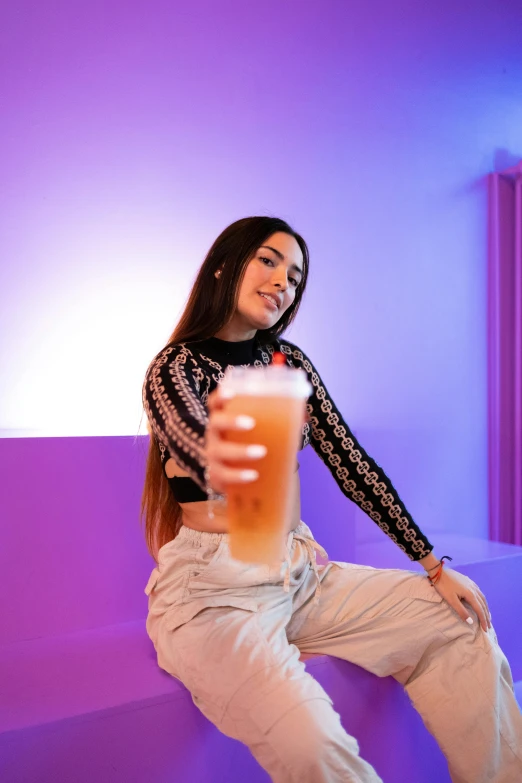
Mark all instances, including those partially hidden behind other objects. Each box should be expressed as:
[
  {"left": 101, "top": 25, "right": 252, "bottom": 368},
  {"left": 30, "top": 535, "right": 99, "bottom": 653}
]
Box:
[{"left": 142, "top": 216, "right": 522, "bottom": 783}]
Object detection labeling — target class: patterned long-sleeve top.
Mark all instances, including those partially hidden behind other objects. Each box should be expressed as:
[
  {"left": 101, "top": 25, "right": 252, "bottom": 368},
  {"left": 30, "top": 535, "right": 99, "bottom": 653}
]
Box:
[{"left": 143, "top": 334, "right": 434, "bottom": 561}]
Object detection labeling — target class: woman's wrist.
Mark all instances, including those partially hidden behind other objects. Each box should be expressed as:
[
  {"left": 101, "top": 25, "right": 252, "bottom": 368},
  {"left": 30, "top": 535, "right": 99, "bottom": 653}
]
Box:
[
  {"left": 419, "top": 553, "right": 454, "bottom": 585},
  {"left": 418, "top": 551, "right": 441, "bottom": 573}
]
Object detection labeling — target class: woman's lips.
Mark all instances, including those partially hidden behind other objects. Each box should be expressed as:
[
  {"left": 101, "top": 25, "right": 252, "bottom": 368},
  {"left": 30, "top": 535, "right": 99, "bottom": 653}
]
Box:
[{"left": 258, "top": 292, "right": 279, "bottom": 311}]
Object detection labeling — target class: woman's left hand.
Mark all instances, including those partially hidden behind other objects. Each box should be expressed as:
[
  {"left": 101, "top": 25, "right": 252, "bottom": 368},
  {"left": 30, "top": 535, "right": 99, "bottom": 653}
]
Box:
[{"left": 432, "top": 568, "right": 492, "bottom": 632}]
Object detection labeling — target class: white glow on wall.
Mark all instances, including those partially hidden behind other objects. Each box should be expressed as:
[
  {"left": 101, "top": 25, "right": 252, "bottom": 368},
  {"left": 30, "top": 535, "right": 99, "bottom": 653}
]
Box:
[
  {"left": 1, "top": 0, "right": 522, "bottom": 454},
  {"left": 1, "top": 229, "right": 199, "bottom": 437}
]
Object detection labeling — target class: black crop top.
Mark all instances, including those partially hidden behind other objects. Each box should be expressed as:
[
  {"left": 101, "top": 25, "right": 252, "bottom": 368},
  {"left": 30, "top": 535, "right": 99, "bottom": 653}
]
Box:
[
  {"left": 169, "top": 462, "right": 300, "bottom": 502},
  {"left": 143, "top": 334, "right": 434, "bottom": 561}
]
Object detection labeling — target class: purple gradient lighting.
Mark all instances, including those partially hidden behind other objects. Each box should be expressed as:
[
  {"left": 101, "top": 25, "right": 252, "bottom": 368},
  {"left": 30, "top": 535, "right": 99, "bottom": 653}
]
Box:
[
  {"left": 2, "top": 2, "right": 522, "bottom": 781},
  {"left": 0, "top": 3, "right": 521, "bottom": 547}
]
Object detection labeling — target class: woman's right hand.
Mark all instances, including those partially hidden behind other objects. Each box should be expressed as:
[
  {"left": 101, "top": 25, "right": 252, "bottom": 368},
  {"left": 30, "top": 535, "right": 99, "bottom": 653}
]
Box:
[{"left": 205, "top": 389, "right": 267, "bottom": 494}]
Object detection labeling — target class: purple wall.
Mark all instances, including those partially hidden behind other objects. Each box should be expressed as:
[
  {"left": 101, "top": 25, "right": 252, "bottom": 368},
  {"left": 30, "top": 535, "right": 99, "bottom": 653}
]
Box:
[
  {"left": 0, "top": 433, "right": 354, "bottom": 645},
  {"left": 0, "top": 436, "right": 154, "bottom": 645},
  {"left": 1, "top": 0, "right": 522, "bottom": 543}
]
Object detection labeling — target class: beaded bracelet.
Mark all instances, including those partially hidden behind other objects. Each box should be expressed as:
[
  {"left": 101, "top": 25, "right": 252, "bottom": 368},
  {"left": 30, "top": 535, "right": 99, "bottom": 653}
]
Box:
[{"left": 427, "top": 555, "right": 453, "bottom": 585}]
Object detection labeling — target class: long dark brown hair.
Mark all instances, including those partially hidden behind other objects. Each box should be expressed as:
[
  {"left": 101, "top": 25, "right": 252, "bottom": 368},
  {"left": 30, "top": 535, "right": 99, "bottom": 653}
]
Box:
[{"left": 141, "top": 216, "right": 310, "bottom": 560}]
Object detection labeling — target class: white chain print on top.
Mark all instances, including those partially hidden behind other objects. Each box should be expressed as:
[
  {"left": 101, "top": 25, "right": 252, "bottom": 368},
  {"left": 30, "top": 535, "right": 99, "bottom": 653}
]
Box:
[{"left": 142, "top": 336, "right": 433, "bottom": 561}]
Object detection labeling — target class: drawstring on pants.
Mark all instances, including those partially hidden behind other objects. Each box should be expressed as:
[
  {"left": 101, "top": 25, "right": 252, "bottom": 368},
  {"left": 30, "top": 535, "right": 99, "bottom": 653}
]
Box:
[
  {"left": 283, "top": 532, "right": 328, "bottom": 605},
  {"left": 145, "top": 525, "right": 329, "bottom": 606}
]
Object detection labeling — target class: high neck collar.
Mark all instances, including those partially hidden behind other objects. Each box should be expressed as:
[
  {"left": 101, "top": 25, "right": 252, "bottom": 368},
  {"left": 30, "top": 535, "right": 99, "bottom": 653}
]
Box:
[{"left": 194, "top": 335, "right": 257, "bottom": 365}]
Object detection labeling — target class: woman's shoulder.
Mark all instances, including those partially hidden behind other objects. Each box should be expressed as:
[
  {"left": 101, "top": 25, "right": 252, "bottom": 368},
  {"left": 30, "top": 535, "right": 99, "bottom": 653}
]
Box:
[
  {"left": 146, "top": 340, "right": 189, "bottom": 366},
  {"left": 144, "top": 340, "right": 207, "bottom": 381}
]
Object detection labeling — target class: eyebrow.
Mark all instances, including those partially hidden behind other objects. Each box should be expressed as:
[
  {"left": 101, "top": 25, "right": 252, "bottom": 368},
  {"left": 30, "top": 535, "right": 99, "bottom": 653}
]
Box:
[{"left": 259, "top": 245, "right": 303, "bottom": 276}]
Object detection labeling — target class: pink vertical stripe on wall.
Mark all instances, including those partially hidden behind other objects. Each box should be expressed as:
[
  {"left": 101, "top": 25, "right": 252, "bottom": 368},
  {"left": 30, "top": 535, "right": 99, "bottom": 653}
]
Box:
[{"left": 488, "top": 163, "right": 522, "bottom": 546}]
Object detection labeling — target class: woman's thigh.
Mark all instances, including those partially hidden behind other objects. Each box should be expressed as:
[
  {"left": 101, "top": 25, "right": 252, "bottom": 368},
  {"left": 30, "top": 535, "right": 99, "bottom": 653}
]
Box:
[
  {"left": 156, "top": 602, "right": 386, "bottom": 782},
  {"left": 287, "top": 561, "right": 485, "bottom": 681},
  {"left": 156, "top": 603, "right": 333, "bottom": 737}
]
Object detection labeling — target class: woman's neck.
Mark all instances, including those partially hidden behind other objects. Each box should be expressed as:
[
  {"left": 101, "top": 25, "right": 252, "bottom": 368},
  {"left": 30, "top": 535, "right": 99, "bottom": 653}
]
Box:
[
  {"left": 213, "top": 323, "right": 257, "bottom": 342},
  {"left": 195, "top": 333, "right": 257, "bottom": 366}
]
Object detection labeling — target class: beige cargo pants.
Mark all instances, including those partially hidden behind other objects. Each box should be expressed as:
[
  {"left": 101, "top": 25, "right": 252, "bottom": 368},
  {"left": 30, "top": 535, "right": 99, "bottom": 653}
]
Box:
[{"left": 145, "top": 522, "right": 522, "bottom": 783}]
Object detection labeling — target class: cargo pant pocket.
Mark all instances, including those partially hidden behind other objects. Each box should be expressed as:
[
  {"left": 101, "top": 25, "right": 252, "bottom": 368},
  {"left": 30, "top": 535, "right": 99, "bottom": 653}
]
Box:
[{"left": 157, "top": 598, "right": 261, "bottom": 722}]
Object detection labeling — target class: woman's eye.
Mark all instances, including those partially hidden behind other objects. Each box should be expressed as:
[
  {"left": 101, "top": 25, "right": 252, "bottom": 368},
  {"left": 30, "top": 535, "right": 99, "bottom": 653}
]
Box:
[{"left": 259, "top": 256, "right": 299, "bottom": 287}]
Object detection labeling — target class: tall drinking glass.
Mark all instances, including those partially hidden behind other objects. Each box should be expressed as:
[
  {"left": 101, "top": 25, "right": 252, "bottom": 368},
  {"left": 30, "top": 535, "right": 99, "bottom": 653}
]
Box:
[{"left": 220, "top": 361, "right": 312, "bottom": 564}]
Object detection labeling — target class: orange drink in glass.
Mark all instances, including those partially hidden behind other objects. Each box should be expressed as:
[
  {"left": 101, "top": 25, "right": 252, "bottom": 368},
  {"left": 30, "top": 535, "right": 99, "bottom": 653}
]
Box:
[{"left": 220, "top": 361, "right": 311, "bottom": 564}]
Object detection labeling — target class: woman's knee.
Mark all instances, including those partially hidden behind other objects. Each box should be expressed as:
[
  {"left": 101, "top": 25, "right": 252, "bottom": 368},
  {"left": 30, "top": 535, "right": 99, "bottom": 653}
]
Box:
[
  {"left": 268, "top": 697, "right": 360, "bottom": 767},
  {"left": 262, "top": 698, "right": 382, "bottom": 782}
]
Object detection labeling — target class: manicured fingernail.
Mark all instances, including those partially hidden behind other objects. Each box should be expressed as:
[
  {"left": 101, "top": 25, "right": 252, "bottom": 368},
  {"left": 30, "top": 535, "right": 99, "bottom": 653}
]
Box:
[
  {"left": 236, "top": 416, "right": 255, "bottom": 430},
  {"left": 466, "top": 617, "right": 474, "bottom": 625},
  {"left": 246, "top": 445, "right": 267, "bottom": 458},
  {"left": 240, "top": 469, "right": 259, "bottom": 482}
]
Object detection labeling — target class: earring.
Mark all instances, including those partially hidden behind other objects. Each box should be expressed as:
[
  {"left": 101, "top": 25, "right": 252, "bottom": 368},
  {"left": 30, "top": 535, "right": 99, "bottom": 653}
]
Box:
[{"left": 215, "top": 269, "right": 222, "bottom": 279}]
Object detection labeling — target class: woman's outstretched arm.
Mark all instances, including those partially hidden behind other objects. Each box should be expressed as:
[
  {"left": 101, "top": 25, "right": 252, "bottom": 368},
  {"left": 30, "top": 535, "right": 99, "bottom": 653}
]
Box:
[
  {"left": 143, "top": 342, "right": 265, "bottom": 494},
  {"left": 143, "top": 343, "right": 209, "bottom": 489}
]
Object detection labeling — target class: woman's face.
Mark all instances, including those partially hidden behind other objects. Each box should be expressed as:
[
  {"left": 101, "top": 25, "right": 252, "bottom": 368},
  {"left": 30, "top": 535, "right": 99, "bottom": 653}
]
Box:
[{"left": 228, "top": 232, "right": 304, "bottom": 338}]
